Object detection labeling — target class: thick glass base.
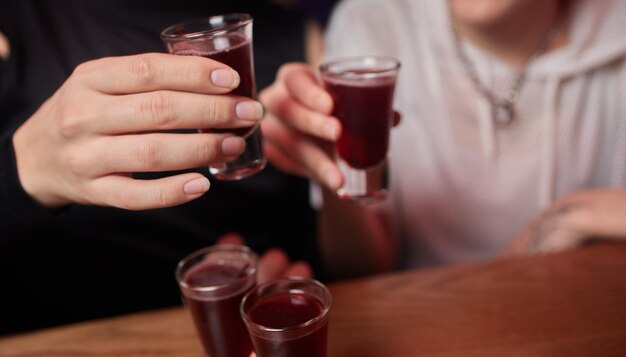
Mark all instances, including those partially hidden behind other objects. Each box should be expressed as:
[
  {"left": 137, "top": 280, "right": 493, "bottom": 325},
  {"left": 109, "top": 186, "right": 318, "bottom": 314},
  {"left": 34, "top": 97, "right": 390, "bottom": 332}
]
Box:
[
  {"left": 336, "top": 158, "right": 388, "bottom": 203},
  {"left": 210, "top": 158, "right": 266, "bottom": 180},
  {"left": 209, "top": 125, "right": 266, "bottom": 180}
]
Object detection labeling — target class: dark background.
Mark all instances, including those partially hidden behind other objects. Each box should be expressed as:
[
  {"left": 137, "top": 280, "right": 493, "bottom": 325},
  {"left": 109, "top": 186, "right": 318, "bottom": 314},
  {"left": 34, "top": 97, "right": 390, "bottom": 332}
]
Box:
[{"left": 0, "top": 0, "right": 324, "bottom": 334}]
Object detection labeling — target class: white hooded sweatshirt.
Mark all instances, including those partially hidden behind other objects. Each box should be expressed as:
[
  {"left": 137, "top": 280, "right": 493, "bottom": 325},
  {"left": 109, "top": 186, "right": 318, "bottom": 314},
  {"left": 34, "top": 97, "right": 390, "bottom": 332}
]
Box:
[{"left": 324, "top": 0, "right": 626, "bottom": 267}]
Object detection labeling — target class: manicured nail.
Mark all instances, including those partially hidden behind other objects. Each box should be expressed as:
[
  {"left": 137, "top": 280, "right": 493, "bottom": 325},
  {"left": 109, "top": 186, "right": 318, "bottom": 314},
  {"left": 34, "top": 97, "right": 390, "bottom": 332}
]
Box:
[
  {"left": 183, "top": 177, "right": 211, "bottom": 195},
  {"left": 221, "top": 136, "right": 246, "bottom": 156},
  {"left": 211, "top": 68, "right": 240, "bottom": 89},
  {"left": 235, "top": 101, "right": 264, "bottom": 121}
]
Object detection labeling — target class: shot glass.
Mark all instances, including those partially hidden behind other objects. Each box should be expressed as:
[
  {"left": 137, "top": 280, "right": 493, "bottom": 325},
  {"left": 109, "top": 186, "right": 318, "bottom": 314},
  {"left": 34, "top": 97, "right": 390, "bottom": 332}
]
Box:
[
  {"left": 240, "top": 278, "right": 332, "bottom": 357},
  {"left": 162, "top": 14, "right": 266, "bottom": 180},
  {"left": 176, "top": 245, "right": 258, "bottom": 357},
  {"left": 320, "top": 57, "right": 400, "bottom": 203}
]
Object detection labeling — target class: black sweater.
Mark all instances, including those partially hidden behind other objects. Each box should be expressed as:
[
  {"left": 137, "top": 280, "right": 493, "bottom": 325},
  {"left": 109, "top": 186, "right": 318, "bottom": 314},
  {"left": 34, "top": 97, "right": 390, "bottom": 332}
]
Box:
[{"left": 0, "top": 0, "right": 318, "bottom": 334}]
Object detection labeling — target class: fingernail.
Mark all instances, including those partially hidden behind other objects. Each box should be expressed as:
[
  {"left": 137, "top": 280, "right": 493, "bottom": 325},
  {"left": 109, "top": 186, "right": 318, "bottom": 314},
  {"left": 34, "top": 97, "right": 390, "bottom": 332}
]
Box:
[
  {"left": 324, "top": 123, "right": 339, "bottom": 141},
  {"left": 235, "top": 101, "right": 264, "bottom": 121},
  {"left": 221, "top": 136, "right": 246, "bottom": 156},
  {"left": 183, "top": 177, "right": 211, "bottom": 195},
  {"left": 211, "top": 68, "right": 240, "bottom": 89}
]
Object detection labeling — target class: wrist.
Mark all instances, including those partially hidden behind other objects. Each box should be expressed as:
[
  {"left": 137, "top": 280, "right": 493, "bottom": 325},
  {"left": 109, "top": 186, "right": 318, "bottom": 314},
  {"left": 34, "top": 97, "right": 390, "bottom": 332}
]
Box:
[{"left": 12, "top": 124, "right": 69, "bottom": 210}]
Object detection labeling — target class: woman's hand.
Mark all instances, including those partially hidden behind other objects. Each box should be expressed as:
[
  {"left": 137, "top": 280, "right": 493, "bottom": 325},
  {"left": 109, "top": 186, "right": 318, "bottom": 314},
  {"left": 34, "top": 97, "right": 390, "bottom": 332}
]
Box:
[
  {"left": 13, "top": 53, "right": 264, "bottom": 210},
  {"left": 506, "top": 189, "right": 626, "bottom": 255},
  {"left": 216, "top": 233, "right": 313, "bottom": 283},
  {"left": 260, "top": 63, "right": 344, "bottom": 191},
  {"left": 261, "top": 62, "right": 402, "bottom": 192}
]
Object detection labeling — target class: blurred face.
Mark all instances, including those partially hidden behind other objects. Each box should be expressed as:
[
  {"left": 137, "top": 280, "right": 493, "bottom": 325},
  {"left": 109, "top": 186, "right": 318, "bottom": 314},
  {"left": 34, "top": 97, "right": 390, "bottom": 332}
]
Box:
[{"left": 448, "top": 0, "right": 551, "bottom": 28}]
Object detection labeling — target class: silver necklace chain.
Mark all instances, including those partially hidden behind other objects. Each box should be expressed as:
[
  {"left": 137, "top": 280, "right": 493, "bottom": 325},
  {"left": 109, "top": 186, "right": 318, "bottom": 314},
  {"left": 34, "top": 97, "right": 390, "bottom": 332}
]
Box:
[{"left": 451, "top": 18, "right": 561, "bottom": 125}]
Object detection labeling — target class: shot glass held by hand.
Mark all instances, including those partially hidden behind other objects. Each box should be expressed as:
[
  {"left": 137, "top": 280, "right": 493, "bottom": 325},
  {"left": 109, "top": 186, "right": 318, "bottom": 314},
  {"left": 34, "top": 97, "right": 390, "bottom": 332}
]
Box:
[
  {"left": 320, "top": 57, "right": 400, "bottom": 203},
  {"left": 240, "top": 278, "right": 332, "bottom": 357},
  {"left": 176, "top": 245, "right": 258, "bottom": 357},
  {"left": 162, "top": 14, "right": 266, "bottom": 180}
]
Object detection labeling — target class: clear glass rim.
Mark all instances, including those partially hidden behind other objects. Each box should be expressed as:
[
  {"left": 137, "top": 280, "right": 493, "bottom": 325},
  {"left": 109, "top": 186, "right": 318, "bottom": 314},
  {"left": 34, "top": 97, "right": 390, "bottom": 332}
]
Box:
[
  {"left": 175, "top": 244, "right": 258, "bottom": 293},
  {"left": 320, "top": 56, "right": 401, "bottom": 79},
  {"left": 161, "top": 13, "right": 252, "bottom": 41},
  {"left": 240, "top": 277, "right": 332, "bottom": 333}
]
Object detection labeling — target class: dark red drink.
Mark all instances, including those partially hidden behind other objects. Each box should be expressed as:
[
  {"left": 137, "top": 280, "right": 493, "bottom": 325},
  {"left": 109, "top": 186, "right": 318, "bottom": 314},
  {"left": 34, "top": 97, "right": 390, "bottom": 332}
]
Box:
[
  {"left": 324, "top": 74, "right": 396, "bottom": 169},
  {"left": 177, "top": 33, "right": 255, "bottom": 102},
  {"left": 182, "top": 263, "right": 254, "bottom": 357},
  {"left": 320, "top": 57, "right": 399, "bottom": 202},
  {"left": 176, "top": 33, "right": 255, "bottom": 136},
  {"left": 205, "top": 33, "right": 256, "bottom": 99},
  {"left": 162, "top": 14, "right": 266, "bottom": 180},
  {"left": 241, "top": 278, "right": 331, "bottom": 357},
  {"left": 248, "top": 292, "right": 327, "bottom": 357},
  {"left": 249, "top": 293, "right": 323, "bottom": 328},
  {"left": 176, "top": 245, "right": 257, "bottom": 357}
]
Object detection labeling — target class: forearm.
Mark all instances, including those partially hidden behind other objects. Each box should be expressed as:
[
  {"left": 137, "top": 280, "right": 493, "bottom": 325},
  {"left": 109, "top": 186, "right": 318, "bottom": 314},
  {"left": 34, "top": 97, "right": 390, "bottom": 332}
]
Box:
[
  {"left": 318, "top": 188, "right": 398, "bottom": 279},
  {"left": 508, "top": 188, "right": 626, "bottom": 254},
  {"left": 562, "top": 188, "right": 626, "bottom": 239}
]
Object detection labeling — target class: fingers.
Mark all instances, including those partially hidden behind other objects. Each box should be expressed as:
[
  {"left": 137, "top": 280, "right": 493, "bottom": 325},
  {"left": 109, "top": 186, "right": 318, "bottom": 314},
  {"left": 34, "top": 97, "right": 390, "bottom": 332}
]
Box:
[
  {"left": 87, "top": 172, "right": 210, "bottom": 210},
  {"left": 258, "top": 249, "right": 290, "bottom": 284},
  {"left": 266, "top": 90, "right": 341, "bottom": 142},
  {"left": 97, "top": 91, "right": 262, "bottom": 134},
  {"left": 503, "top": 198, "right": 595, "bottom": 257},
  {"left": 263, "top": 115, "right": 343, "bottom": 190},
  {"left": 216, "top": 233, "right": 245, "bottom": 245},
  {"left": 74, "top": 53, "right": 241, "bottom": 95},
  {"left": 261, "top": 66, "right": 340, "bottom": 142},
  {"left": 214, "top": 231, "right": 316, "bottom": 283},
  {"left": 559, "top": 189, "right": 626, "bottom": 238},
  {"left": 87, "top": 133, "right": 245, "bottom": 175},
  {"left": 283, "top": 261, "right": 313, "bottom": 279},
  {"left": 263, "top": 140, "right": 309, "bottom": 178},
  {"left": 257, "top": 249, "right": 315, "bottom": 284},
  {"left": 280, "top": 63, "right": 333, "bottom": 114}
]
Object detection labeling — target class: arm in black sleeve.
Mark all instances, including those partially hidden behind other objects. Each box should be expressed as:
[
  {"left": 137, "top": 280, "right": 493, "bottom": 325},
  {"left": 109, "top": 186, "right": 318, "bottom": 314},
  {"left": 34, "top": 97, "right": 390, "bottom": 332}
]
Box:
[{"left": 0, "top": 5, "right": 59, "bottom": 242}]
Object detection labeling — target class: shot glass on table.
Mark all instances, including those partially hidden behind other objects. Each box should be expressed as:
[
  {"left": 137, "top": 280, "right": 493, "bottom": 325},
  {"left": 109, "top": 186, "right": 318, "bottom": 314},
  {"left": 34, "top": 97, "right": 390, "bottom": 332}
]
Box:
[
  {"left": 240, "top": 277, "right": 332, "bottom": 357},
  {"left": 176, "top": 244, "right": 258, "bottom": 357}
]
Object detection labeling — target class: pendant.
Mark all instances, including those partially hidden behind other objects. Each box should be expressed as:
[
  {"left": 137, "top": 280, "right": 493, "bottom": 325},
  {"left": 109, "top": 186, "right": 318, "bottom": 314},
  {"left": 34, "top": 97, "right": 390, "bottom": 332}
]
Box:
[{"left": 493, "top": 101, "right": 515, "bottom": 125}]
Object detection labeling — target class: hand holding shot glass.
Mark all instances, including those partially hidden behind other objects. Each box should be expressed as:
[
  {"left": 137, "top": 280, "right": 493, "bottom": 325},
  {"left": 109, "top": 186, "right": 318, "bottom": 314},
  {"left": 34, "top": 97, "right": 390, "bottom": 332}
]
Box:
[
  {"left": 320, "top": 57, "right": 400, "bottom": 203},
  {"left": 162, "top": 14, "right": 266, "bottom": 180}
]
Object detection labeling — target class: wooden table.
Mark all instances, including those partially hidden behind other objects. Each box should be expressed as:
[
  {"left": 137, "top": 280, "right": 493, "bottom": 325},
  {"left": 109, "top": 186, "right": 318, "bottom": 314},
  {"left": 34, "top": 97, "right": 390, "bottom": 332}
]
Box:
[{"left": 1, "top": 243, "right": 626, "bottom": 356}]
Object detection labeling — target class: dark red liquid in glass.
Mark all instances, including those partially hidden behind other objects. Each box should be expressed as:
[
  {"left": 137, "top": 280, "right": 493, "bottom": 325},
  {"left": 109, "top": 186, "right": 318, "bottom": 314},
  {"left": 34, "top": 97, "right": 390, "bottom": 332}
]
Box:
[
  {"left": 325, "top": 74, "right": 396, "bottom": 169},
  {"left": 183, "top": 263, "right": 254, "bottom": 357},
  {"left": 248, "top": 292, "right": 327, "bottom": 357},
  {"left": 205, "top": 34, "right": 256, "bottom": 99},
  {"left": 177, "top": 33, "right": 256, "bottom": 136}
]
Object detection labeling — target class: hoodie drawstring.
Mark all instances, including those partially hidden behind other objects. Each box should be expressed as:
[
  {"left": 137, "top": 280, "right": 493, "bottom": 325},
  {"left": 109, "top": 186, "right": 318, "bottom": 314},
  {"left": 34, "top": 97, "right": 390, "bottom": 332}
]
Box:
[
  {"left": 478, "top": 97, "right": 496, "bottom": 159},
  {"left": 539, "top": 78, "right": 561, "bottom": 207}
]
